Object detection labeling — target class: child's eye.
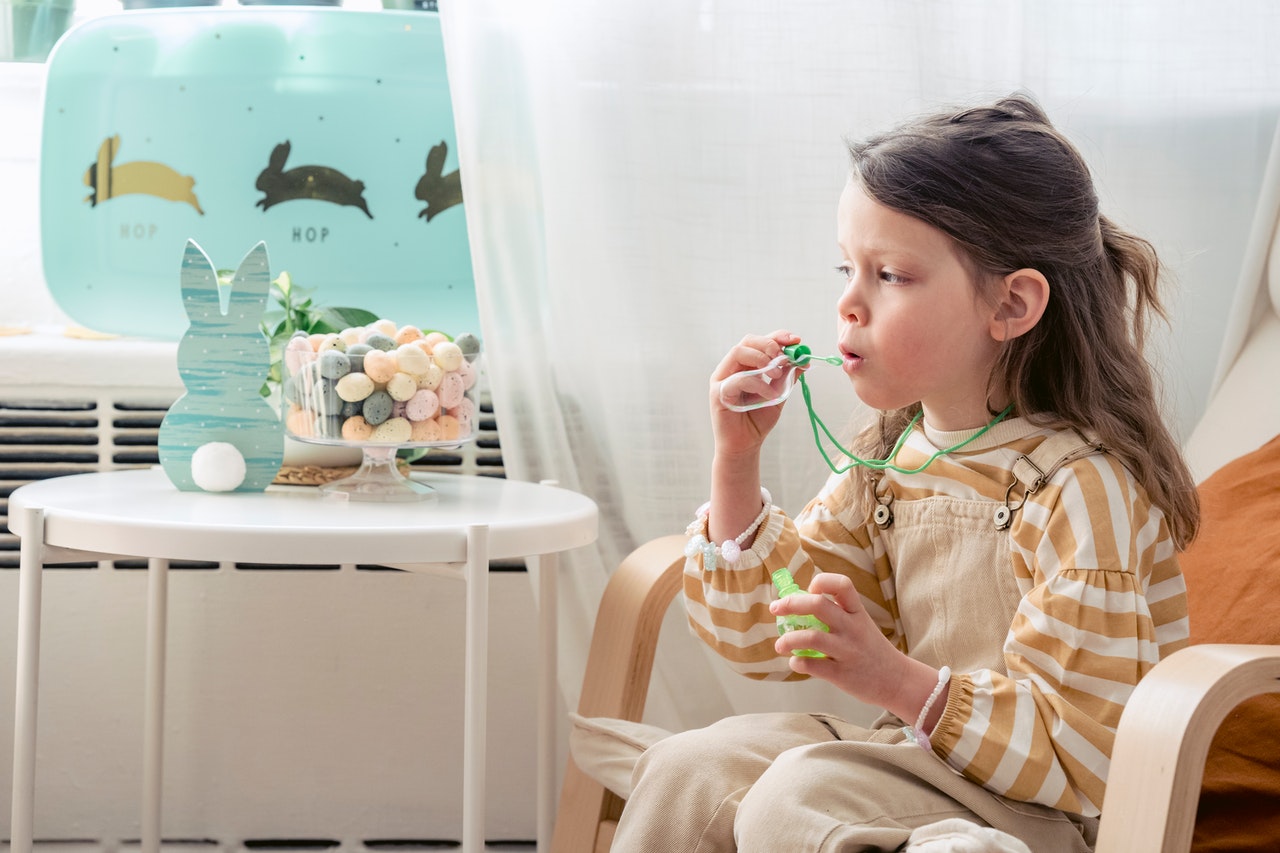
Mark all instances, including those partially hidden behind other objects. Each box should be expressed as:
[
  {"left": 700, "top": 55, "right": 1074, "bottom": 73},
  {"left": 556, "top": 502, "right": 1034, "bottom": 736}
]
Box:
[
  {"left": 879, "top": 270, "right": 906, "bottom": 285},
  {"left": 834, "top": 265, "right": 853, "bottom": 281}
]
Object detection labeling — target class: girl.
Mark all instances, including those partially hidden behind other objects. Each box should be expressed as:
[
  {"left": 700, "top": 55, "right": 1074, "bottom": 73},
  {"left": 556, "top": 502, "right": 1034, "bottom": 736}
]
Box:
[{"left": 611, "top": 94, "right": 1198, "bottom": 852}]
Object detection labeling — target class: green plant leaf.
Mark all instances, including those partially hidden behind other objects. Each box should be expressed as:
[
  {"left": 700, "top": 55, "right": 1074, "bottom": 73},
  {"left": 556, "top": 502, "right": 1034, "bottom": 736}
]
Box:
[{"left": 322, "top": 306, "right": 382, "bottom": 330}]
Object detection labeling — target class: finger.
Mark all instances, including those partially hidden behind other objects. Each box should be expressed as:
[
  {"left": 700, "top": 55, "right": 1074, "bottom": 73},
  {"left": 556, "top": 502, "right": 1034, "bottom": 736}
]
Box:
[
  {"left": 767, "top": 329, "right": 802, "bottom": 348},
  {"left": 806, "top": 572, "right": 867, "bottom": 616},
  {"left": 786, "top": 651, "right": 830, "bottom": 677},
  {"left": 712, "top": 341, "right": 775, "bottom": 382},
  {"left": 775, "top": 630, "right": 831, "bottom": 660},
  {"left": 770, "top": 592, "right": 827, "bottom": 617}
]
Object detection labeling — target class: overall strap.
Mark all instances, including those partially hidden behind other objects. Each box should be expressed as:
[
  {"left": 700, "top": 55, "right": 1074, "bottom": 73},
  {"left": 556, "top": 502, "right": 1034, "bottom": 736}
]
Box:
[
  {"left": 995, "top": 428, "right": 1106, "bottom": 530},
  {"left": 1011, "top": 428, "right": 1106, "bottom": 494}
]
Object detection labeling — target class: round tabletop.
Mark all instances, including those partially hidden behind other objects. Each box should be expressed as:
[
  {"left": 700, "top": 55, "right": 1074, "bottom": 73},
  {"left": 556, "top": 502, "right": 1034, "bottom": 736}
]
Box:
[{"left": 9, "top": 468, "right": 598, "bottom": 566}]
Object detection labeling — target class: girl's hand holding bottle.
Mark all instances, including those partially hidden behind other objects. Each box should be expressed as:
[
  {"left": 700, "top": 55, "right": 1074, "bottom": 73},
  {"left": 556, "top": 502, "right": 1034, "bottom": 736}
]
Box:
[{"left": 770, "top": 572, "right": 948, "bottom": 731}]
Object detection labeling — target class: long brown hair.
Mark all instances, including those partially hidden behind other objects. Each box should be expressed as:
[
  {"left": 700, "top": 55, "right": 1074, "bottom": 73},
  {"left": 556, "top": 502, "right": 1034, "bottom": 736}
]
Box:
[{"left": 844, "top": 93, "right": 1199, "bottom": 548}]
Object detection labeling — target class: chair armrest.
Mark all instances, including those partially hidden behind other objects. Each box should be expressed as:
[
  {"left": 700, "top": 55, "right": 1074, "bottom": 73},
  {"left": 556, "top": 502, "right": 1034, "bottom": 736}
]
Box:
[
  {"left": 551, "top": 534, "right": 688, "bottom": 853},
  {"left": 1095, "top": 644, "right": 1280, "bottom": 853}
]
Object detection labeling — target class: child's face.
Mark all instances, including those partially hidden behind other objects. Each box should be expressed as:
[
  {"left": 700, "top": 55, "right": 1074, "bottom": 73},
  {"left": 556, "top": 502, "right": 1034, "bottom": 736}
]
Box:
[{"left": 835, "top": 180, "right": 1003, "bottom": 431}]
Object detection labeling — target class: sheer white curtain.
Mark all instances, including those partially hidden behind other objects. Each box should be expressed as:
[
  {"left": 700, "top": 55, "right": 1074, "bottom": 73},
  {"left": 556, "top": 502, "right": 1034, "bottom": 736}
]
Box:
[{"left": 440, "top": 0, "right": 1280, "bottom": 732}]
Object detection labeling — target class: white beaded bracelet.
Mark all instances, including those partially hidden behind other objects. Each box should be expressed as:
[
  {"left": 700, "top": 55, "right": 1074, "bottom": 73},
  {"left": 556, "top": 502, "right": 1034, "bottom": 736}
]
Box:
[
  {"left": 685, "top": 487, "right": 773, "bottom": 571},
  {"left": 911, "top": 665, "right": 951, "bottom": 752}
]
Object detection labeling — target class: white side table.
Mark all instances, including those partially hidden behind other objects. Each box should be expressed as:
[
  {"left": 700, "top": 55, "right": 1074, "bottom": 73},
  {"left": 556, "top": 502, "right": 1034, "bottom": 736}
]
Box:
[{"left": 8, "top": 468, "right": 598, "bottom": 853}]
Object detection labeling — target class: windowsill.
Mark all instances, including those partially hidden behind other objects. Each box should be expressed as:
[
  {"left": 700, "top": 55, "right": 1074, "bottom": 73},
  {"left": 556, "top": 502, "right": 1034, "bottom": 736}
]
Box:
[{"left": 0, "top": 61, "right": 46, "bottom": 82}]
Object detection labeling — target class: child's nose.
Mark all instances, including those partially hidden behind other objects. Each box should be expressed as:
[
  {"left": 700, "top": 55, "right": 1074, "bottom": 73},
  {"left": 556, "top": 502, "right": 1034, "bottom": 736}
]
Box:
[{"left": 836, "top": 273, "right": 867, "bottom": 324}]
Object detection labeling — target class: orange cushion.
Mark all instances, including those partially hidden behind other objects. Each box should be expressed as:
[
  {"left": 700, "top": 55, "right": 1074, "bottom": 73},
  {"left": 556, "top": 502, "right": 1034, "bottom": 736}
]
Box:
[{"left": 1179, "top": 433, "right": 1280, "bottom": 852}]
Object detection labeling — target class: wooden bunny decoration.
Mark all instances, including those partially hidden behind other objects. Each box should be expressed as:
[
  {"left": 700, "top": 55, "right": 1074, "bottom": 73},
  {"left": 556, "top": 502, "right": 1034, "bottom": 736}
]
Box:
[{"left": 159, "top": 240, "right": 284, "bottom": 492}]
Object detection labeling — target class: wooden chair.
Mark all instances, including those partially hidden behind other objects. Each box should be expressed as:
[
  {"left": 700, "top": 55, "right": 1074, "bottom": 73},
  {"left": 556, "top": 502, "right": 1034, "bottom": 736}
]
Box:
[{"left": 548, "top": 532, "right": 1280, "bottom": 853}]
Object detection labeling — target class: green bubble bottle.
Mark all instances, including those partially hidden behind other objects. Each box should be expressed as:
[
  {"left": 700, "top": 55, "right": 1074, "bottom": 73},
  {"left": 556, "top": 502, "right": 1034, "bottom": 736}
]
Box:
[{"left": 771, "top": 567, "right": 829, "bottom": 658}]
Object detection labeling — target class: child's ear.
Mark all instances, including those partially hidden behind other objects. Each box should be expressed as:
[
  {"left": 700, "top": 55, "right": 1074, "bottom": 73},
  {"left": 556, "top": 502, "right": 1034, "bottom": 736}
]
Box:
[{"left": 990, "top": 268, "right": 1049, "bottom": 341}]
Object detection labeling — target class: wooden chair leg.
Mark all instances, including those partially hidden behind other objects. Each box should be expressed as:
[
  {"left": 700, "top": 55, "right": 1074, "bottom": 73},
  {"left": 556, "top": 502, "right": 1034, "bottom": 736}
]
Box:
[{"left": 550, "top": 535, "right": 688, "bottom": 853}]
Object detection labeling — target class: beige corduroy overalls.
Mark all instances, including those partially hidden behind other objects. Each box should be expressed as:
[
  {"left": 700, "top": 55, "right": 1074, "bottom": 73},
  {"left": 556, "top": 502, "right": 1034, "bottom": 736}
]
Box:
[{"left": 612, "top": 432, "right": 1103, "bottom": 853}]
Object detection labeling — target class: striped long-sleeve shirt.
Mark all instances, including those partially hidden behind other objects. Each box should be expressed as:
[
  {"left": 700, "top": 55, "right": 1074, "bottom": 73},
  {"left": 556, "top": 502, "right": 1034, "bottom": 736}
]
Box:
[{"left": 684, "top": 417, "right": 1189, "bottom": 817}]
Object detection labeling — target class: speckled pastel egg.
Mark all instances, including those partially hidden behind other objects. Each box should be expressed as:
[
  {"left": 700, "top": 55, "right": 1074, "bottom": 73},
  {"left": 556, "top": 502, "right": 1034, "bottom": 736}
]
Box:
[
  {"left": 364, "top": 332, "right": 397, "bottom": 352},
  {"left": 371, "top": 417, "right": 412, "bottom": 444},
  {"left": 449, "top": 396, "right": 476, "bottom": 422},
  {"left": 285, "top": 334, "right": 314, "bottom": 373},
  {"left": 345, "top": 342, "right": 371, "bottom": 372},
  {"left": 438, "top": 370, "right": 465, "bottom": 409},
  {"left": 362, "top": 390, "right": 394, "bottom": 426},
  {"left": 286, "top": 407, "right": 314, "bottom": 437},
  {"left": 456, "top": 358, "right": 477, "bottom": 390},
  {"left": 283, "top": 371, "right": 307, "bottom": 406},
  {"left": 436, "top": 414, "right": 462, "bottom": 441},
  {"left": 432, "top": 340, "right": 464, "bottom": 372},
  {"left": 406, "top": 388, "right": 440, "bottom": 421},
  {"left": 340, "top": 400, "right": 362, "bottom": 418},
  {"left": 391, "top": 400, "right": 408, "bottom": 419},
  {"left": 394, "top": 344, "right": 432, "bottom": 377},
  {"left": 446, "top": 404, "right": 473, "bottom": 436},
  {"left": 386, "top": 372, "right": 418, "bottom": 402},
  {"left": 316, "top": 334, "right": 346, "bottom": 353},
  {"left": 422, "top": 331, "right": 450, "bottom": 351},
  {"left": 339, "top": 326, "right": 365, "bottom": 347},
  {"left": 454, "top": 332, "right": 481, "bottom": 363},
  {"left": 416, "top": 361, "right": 444, "bottom": 391},
  {"left": 311, "top": 378, "right": 344, "bottom": 416},
  {"left": 317, "top": 349, "right": 351, "bottom": 380},
  {"left": 335, "top": 371, "right": 375, "bottom": 403},
  {"left": 370, "top": 318, "right": 398, "bottom": 338},
  {"left": 362, "top": 349, "right": 398, "bottom": 383},
  {"left": 395, "top": 325, "right": 424, "bottom": 345},
  {"left": 410, "top": 418, "right": 442, "bottom": 443},
  {"left": 341, "top": 415, "right": 375, "bottom": 441}
]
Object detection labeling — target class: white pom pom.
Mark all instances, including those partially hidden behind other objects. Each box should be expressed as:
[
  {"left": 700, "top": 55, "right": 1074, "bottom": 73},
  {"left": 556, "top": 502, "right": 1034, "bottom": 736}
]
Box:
[{"left": 191, "top": 442, "right": 246, "bottom": 492}]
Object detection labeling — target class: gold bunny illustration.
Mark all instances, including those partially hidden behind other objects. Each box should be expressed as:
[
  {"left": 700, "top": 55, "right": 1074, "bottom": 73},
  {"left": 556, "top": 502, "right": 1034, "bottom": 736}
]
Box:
[{"left": 82, "top": 135, "right": 204, "bottom": 214}]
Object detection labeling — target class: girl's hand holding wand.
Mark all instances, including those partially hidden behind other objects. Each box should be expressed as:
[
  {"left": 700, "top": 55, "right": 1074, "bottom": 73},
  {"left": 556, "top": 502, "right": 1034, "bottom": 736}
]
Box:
[{"left": 706, "top": 330, "right": 801, "bottom": 545}]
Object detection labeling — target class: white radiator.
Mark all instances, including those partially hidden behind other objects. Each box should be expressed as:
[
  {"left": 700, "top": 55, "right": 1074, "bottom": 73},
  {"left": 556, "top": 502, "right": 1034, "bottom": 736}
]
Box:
[{"left": 0, "top": 329, "right": 541, "bottom": 848}]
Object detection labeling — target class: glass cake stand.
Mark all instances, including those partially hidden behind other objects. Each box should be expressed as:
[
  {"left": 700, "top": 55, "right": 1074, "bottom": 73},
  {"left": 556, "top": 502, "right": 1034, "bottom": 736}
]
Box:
[
  {"left": 287, "top": 435, "right": 473, "bottom": 502},
  {"left": 281, "top": 335, "right": 481, "bottom": 502}
]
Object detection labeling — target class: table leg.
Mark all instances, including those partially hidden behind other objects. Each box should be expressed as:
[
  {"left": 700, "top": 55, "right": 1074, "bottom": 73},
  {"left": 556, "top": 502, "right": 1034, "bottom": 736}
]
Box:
[
  {"left": 462, "top": 525, "right": 489, "bottom": 853},
  {"left": 11, "top": 505, "right": 45, "bottom": 853},
  {"left": 535, "top": 552, "right": 558, "bottom": 853},
  {"left": 142, "top": 557, "right": 170, "bottom": 853}
]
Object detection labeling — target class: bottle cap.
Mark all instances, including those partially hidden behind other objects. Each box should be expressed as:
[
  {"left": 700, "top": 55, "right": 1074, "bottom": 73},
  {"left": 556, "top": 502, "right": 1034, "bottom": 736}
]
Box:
[
  {"left": 771, "top": 567, "right": 801, "bottom": 596},
  {"left": 783, "top": 343, "right": 811, "bottom": 365}
]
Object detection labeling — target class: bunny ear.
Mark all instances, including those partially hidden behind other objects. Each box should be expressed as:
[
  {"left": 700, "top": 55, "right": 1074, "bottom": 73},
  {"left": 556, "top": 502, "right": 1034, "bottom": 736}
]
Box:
[
  {"left": 228, "top": 241, "right": 271, "bottom": 316},
  {"left": 179, "top": 239, "right": 222, "bottom": 321},
  {"left": 269, "top": 141, "right": 291, "bottom": 171},
  {"left": 426, "top": 140, "right": 448, "bottom": 175}
]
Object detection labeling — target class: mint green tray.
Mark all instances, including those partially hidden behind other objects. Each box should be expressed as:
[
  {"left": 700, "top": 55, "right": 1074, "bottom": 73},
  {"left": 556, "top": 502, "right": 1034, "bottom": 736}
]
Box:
[{"left": 41, "top": 8, "right": 477, "bottom": 340}]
